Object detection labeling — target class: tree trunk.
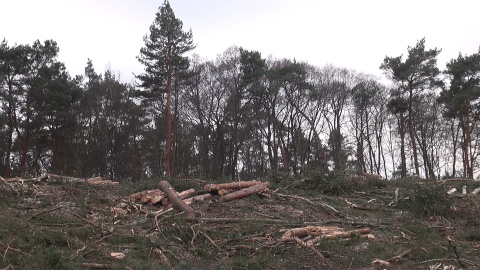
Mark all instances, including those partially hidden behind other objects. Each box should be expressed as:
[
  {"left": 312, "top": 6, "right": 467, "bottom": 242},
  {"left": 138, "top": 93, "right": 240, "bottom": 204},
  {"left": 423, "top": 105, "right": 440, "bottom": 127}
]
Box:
[
  {"left": 165, "top": 52, "right": 173, "bottom": 177},
  {"left": 407, "top": 87, "right": 420, "bottom": 176},
  {"left": 158, "top": 180, "right": 196, "bottom": 217}
]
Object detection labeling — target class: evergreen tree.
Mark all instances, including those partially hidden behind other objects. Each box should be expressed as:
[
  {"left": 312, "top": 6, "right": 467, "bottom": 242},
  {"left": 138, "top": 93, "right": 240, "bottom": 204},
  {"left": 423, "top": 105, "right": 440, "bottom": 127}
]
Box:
[
  {"left": 136, "top": 0, "right": 195, "bottom": 177},
  {"left": 438, "top": 49, "right": 480, "bottom": 178},
  {"left": 380, "top": 38, "right": 442, "bottom": 176}
]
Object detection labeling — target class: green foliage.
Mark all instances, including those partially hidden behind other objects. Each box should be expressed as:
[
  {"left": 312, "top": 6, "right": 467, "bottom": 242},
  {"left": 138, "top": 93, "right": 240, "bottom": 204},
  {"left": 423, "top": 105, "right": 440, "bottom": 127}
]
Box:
[
  {"left": 295, "top": 171, "right": 385, "bottom": 196},
  {"left": 396, "top": 181, "right": 453, "bottom": 218}
]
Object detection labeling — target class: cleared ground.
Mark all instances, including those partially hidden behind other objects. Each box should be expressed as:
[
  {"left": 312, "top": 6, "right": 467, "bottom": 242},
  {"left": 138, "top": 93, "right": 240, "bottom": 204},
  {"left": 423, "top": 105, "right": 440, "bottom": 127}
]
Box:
[{"left": 0, "top": 175, "right": 479, "bottom": 269}]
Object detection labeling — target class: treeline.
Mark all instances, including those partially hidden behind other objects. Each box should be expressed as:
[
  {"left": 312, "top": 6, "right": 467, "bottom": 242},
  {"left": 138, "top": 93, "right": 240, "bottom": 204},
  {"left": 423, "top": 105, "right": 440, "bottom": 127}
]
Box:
[{"left": 1, "top": 3, "right": 479, "bottom": 181}]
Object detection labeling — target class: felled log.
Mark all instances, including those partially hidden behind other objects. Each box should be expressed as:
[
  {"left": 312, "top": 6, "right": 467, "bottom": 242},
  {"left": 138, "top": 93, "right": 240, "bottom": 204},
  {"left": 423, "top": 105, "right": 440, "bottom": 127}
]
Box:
[
  {"left": 158, "top": 180, "right": 196, "bottom": 217},
  {"left": 183, "top": 193, "right": 212, "bottom": 204},
  {"left": 4, "top": 174, "right": 49, "bottom": 183},
  {"left": 130, "top": 189, "right": 159, "bottom": 201},
  {"left": 282, "top": 226, "right": 341, "bottom": 238},
  {"left": 86, "top": 177, "right": 119, "bottom": 186},
  {"left": 204, "top": 180, "right": 260, "bottom": 192},
  {"left": 218, "top": 189, "right": 234, "bottom": 196},
  {"left": 218, "top": 182, "right": 270, "bottom": 203},
  {"left": 471, "top": 187, "right": 480, "bottom": 195},
  {"left": 306, "top": 228, "right": 372, "bottom": 246},
  {"left": 79, "top": 263, "right": 112, "bottom": 269},
  {"left": 160, "top": 188, "right": 196, "bottom": 206},
  {"left": 145, "top": 193, "right": 212, "bottom": 218}
]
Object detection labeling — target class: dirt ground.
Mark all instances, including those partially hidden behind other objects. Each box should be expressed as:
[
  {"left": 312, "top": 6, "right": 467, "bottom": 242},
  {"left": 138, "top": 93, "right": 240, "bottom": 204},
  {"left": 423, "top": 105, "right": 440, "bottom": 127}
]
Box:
[{"left": 1, "top": 176, "right": 479, "bottom": 269}]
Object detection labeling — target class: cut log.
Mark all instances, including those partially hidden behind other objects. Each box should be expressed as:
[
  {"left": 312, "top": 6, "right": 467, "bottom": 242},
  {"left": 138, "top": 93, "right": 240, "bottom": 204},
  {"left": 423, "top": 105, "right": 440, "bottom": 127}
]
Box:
[
  {"left": 160, "top": 188, "right": 196, "bottom": 205},
  {"left": 218, "top": 189, "right": 234, "bottom": 196},
  {"left": 204, "top": 180, "right": 260, "bottom": 192},
  {"left": 158, "top": 180, "right": 196, "bottom": 217},
  {"left": 141, "top": 190, "right": 165, "bottom": 204},
  {"left": 86, "top": 177, "right": 119, "bottom": 186},
  {"left": 282, "top": 226, "right": 341, "bottom": 238},
  {"left": 150, "top": 192, "right": 166, "bottom": 204},
  {"left": 146, "top": 193, "right": 212, "bottom": 218},
  {"left": 79, "top": 263, "right": 112, "bottom": 269},
  {"left": 306, "top": 228, "right": 372, "bottom": 246},
  {"left": 472, "top": 187, "right": 480, "bottom": 195},
  {"left": 218, "top": 182, "right": 270, "bottom": 203}
]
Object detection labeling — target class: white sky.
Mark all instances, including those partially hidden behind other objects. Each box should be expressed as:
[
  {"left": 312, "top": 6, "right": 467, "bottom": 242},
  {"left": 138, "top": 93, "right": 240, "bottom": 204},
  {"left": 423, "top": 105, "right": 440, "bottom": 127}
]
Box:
[{"left": 2, "top": 0, "right": 480, "bottom": 84}]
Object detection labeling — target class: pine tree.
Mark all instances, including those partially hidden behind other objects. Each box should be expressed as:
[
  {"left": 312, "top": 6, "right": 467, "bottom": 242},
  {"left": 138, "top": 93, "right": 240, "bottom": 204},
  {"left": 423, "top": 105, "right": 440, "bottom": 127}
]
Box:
[{"left": 136, "top": 0, "right": 195, "bottom": 177}]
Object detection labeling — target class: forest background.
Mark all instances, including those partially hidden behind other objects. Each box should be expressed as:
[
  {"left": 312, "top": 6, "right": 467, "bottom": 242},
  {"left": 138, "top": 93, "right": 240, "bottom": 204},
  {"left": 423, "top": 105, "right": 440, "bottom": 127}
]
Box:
[{"left": 1, "top": 1, "right": 480, "bottom": 182}]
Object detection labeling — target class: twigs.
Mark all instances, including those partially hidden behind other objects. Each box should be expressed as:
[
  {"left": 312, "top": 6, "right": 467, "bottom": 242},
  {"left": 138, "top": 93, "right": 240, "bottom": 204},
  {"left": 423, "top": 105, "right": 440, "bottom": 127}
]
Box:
[
  {"left": 447, "top": 236, "right": 466, "bottom": 269},
  {"left": 66, "top": 211, "right": 112, "bottom": 235},
  {"left": 344, "top": 198, "right": 374, "bottom": 211},
  {"left": 30, "top": 206, "right": 63, "bottom": 219},
  {"left": 0, "top": 239, "right": 31, "bottom": 258},
  {"left": 275, "top": 193, "right": 315, "bottom": 205}
]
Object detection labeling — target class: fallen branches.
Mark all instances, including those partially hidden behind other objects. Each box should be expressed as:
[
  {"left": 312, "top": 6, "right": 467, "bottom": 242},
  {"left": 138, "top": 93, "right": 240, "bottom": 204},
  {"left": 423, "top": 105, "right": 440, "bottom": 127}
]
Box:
[
  {"left": 344, "top": 198, "right": 374, "bottom": 211},
  {"left": 30, "top": 206, "right": 63, "bottom": 219},
  {"left": 280, "top": 226, "right": 372, "bottom": 246},
  {"left": 153, "top": 248, "right": 172, "bottom": 269}
]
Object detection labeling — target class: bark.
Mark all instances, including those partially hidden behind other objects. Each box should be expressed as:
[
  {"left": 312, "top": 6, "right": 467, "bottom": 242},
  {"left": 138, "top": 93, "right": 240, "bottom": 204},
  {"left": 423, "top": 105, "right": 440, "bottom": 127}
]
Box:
[
  {"left": 158, "top": 180, "right": 196, "bottom": 217},
  {"left": 165, "top": 50, "right": 173, "bottom": 177},
  {"left": 204, "top": 180, "right": 260, "bottom": 192},
  {"left": 219, "top": 182, "right": 269, "bottom": 203}
]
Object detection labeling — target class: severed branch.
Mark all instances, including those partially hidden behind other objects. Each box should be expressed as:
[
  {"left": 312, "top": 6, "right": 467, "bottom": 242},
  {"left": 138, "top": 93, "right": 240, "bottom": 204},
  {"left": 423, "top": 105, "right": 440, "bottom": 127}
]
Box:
[
  {"left": 153, "top": 248, "right": 172, "bottom": 269},
  {"left": 344, "top": 198, "right": 374, "bottom": 211},
  {"left": 278, "top": 237, "right": 326, "bottom": 263},
  {"left": 0, "top": 176, "right": 19, "bottom": 195},
  {"left": 387, "top": 248, "right": 412, "bottom": 263},
  {"left": 31, "top": 206, "right": 63, "bottom": 219}
]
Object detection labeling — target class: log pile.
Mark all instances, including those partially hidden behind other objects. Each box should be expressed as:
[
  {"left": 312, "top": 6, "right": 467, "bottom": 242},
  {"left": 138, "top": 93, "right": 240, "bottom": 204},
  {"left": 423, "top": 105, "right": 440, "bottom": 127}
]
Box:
[
  {"left": 203, "top": 180, "right": 270, "bottom": 202},
  {"left": 128, "top": 180, "right": 270, "bottom": 217}
]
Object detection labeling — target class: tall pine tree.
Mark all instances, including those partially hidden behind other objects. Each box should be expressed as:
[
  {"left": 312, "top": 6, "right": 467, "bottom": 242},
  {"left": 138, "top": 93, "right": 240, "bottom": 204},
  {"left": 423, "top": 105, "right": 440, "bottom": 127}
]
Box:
[{"left": 136, "top": 0, "right": 195, "bottom": 177}]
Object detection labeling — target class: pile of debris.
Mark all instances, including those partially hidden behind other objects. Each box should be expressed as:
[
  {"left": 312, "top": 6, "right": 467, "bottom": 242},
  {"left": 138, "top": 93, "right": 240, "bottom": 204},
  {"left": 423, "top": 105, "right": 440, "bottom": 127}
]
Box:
[{"left": 128, "top": 180, "right": 270, "bottom": 217}]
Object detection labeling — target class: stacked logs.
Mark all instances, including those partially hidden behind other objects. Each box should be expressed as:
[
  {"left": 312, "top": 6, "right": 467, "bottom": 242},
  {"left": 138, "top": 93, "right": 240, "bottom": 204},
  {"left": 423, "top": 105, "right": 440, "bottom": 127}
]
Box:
[
  {"left": 203, "top": 180, "right": 270, "bottom": 202},
  {"left": 130, "top": 180, "right": 270, "bottom": 205}
]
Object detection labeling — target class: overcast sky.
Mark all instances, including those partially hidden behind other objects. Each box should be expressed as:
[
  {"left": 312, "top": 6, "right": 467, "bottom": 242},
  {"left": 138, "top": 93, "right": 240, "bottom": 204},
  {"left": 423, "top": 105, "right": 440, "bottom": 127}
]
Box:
[{"left": 2, "top": 0, "right": 480, "bottom": 84}]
